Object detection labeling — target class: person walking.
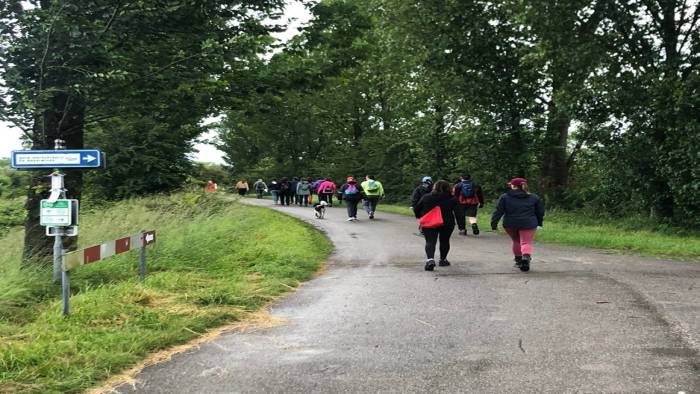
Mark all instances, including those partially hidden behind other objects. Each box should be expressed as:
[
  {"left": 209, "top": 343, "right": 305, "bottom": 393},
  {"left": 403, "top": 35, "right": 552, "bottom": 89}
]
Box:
[
  {"left": 316, "top": 178, "right": 337, "bottom": 207},
  {"left": 289, "top": 177, "right": 300, "bottom": 206},
  {"left": 491, "top": 178, "right": 545, "bottom": 272},
  {"left": 361, "top": 175, "right": 385, "bottom": 219},
  {"left": 279, "top": 177, "right": 292, "bottom": 206},
  {"left": 411, "top": 176, "right": 433, "bottom": 235},
  {"left": 411, "top": 176, "right": 433, "bottom": 211},
  {"left": 253, "top": 179, "right": 267, "bottom": 199},
  {"left": 269, "top": 180, "right": 281, "bottom": 205},
  {"left": 296, "top": 178, "right": 312, "bottom": 207},
  {"left": 235, "top": 180, "right": 249, "bottom": 196},
  {"left": 414, "top": 180, "right": 458, "bottom": 271},
  {"left": 205, "top": 180, "right": 218, "bottom": 193},
  {"left": 306, "top": 177, "right": 315, "bottom": 205},
  {"left": 453, "top": 174, "right": 485, "bottom": 236},
  {"left": 339, "top": 177, "right": 364, "bottom": 221}
]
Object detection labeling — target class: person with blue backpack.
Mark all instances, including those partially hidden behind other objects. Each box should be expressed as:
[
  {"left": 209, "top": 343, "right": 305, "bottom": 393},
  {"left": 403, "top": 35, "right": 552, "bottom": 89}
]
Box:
[
  {"left": 339, "top": 177, "right": 364, "bottom": 221},
  {"left": 452, "top": 174, "right": 485, "bottom": 236},
  {"left": 361, "top": 175, "right": 385, "bottom": 219}
]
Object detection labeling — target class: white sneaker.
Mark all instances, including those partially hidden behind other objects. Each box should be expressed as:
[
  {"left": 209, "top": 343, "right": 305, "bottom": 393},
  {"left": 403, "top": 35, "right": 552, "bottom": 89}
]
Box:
[{"left": 347, "top": 217, "right": 354, "bottom": 221}]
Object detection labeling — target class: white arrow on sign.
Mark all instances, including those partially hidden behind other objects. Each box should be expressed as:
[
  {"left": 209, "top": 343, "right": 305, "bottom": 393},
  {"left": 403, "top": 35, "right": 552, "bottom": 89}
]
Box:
[
  {"left": 83, "top": 154, "right": 97, "bottom": 162},
  {"left": 145, "top": 233, "right": 155, "bottom": 243}
]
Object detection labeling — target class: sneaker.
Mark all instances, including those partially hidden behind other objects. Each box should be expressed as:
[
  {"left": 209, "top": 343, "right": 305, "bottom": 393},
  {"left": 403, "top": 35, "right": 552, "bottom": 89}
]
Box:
[
  {"left": 514, "top": 256, "right": 523, "bottom": 267},
  {"left": 520, "top": 254, "right": 531, "bottom": 272},
  {"left": 438, "top": 259, "right": 451, "bottom": 267},
  {"left": 353, "top": 216, "right": 358, "bottom": 221},
  {"left": 471, "top": 223, "right": 480, "bottom": 235},
  {"left": 369, "top": 212, "right": 374, "bottom": 219},
  {"left": 347, "top": 217, "right": 354, "bottom": 222},
  {"left": 458, "top": 229, "right": 467, "bottom": 236},
  {"left": 424, "top": 259, "right": 436, "bottom": 271}
]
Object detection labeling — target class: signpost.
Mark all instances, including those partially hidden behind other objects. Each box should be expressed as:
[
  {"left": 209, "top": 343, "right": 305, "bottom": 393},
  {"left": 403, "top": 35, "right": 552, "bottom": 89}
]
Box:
[
  {"left": 11, "top": 141, "right": 104, "bottom": 316},
  {"left": 11, "top": 149, "right": 102, "bottom": 169}
]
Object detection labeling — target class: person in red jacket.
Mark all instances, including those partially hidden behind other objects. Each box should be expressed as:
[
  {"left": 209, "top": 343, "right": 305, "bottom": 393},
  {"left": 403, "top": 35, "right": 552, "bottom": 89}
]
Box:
[
  {"left": 452, "top": 174, "right": 485, "bottom": 236},
  {"left": 316, "top": 178, "right": 337, "bottom": 207}
]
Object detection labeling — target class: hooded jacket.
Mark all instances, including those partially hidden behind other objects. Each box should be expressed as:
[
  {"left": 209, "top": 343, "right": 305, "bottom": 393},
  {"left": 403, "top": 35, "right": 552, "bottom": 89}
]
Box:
[
  {"left": 317, "top": 180, "right": 337, "bottom": 195},
  {"left": 339, "top": 181, "right": 364, "bottom": 201},
  {"left": 361, "top": 179, "right": 385, "bottom": 197},
  {"left": 491, "top": 189, "right": 545, "bottom": 230},
  {"left": 296, "top": 180, "right": 312, "bottom": 195},
  {"left": 414, "top": 192, "right": 458, "bottom": 228},
  {"left": 411, "top": 182, "right": 433, "bottom": 208}
]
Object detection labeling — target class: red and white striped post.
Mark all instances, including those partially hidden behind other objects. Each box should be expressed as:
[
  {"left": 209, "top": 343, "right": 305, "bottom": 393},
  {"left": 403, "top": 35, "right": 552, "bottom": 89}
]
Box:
[{"left": 61, "top": 230, "right": 156, "bottom": 316}]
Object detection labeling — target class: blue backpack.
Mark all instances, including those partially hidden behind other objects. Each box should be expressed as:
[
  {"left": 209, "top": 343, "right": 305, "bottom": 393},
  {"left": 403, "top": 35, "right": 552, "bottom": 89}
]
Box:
[
  {"left": 344, "top": 184, "right": 359, "bottom": 196},
  {"left": 460, "top": 181, "right": 475, "bottom": 198}
]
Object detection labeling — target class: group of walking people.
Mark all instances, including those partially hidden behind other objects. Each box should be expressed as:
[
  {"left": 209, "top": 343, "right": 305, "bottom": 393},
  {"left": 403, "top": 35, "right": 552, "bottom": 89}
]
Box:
[
  {"left": 228, "top": 172, "right": 545, "bottom": 273},
  {"left": 411, "top": 175, "right": 544, "bottom": 273},
  {"left": 245, "top": 176, "right": 386, "bottom": 221}
]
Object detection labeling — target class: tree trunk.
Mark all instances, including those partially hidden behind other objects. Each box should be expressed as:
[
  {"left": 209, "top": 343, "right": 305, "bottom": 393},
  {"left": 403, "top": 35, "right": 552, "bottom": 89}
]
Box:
[
  {"left": 540, "top": 96, "right": 571, "bottom": 205},
  {"left": 22, "top": 93, "right": 84, "bottom": 266}
]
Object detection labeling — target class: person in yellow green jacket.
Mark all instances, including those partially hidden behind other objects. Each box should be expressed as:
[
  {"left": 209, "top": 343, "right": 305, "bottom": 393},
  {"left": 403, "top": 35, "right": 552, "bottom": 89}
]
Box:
[{"left": 361, "top": 175, "right": 385, "bottom": 219}]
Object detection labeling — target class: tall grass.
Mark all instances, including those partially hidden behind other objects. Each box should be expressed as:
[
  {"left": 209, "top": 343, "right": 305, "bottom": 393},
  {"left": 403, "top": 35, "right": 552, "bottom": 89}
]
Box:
[
  {"left": 377, "top": 203, "right": 700, "bottom": 260},
  {"left": 0, "top": 193, "right": 331, "bottom": 393}
]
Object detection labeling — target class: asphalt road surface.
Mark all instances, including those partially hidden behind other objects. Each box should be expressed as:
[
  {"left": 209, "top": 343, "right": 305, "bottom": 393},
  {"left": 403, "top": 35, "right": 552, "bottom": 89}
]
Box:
[{"left": 117, "top": 200, "right": 700, "bottom": 393}]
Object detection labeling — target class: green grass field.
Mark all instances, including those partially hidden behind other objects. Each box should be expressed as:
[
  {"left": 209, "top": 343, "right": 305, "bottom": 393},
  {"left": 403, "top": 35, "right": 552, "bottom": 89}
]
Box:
[
  {"left": 377, "top": 203, "right": 700, "bottom": 260},
  {"left": 0, "top": 193, "right": 331, "bottom": 393}
]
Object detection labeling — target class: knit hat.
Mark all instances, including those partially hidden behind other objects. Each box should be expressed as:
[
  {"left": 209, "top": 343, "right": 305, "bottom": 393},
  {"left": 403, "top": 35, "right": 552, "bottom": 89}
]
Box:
[{"left": 509, "top": 177, "right": 528, "bottom": 186}]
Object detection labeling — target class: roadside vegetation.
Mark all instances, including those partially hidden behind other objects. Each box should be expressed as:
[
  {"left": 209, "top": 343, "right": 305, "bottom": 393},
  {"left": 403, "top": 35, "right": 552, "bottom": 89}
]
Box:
[
  {"left": 378, "top": 203, "right": 700, "bottom": 260},
  {"left": 0, "top": 193, "right": 331, "bottom": 393}
]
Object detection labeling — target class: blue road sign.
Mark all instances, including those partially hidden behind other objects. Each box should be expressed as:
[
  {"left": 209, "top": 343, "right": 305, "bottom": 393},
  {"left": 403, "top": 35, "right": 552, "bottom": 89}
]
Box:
[{"left": 10, "top": 150, "right": 103, "bottom": 169}]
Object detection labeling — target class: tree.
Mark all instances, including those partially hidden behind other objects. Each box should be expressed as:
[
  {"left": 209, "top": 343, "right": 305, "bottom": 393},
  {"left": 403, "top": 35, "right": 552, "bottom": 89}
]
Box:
[{"left": 0, "top": 0, "right": 286, "bottom": 264}]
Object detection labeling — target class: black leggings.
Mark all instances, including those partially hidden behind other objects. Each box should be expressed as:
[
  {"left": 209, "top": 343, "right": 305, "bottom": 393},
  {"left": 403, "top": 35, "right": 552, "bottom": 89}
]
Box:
[
  {"left": 423, "top": 225, "right": 455, "bottom": 260},
  {"left": 346, "top": 199, "right": 360, "bottom": 218}
]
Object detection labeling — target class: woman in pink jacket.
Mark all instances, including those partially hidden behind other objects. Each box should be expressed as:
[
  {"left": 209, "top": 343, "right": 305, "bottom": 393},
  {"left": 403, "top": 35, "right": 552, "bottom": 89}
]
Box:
[{"left": 316, "top": 178, "right": 337, "bottom": 207}]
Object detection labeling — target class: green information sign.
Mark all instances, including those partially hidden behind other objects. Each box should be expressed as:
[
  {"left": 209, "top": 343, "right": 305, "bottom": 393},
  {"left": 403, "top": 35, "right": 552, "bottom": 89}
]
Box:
[{"left": 40, "top": 199, "right": 73, "bottom": 226}]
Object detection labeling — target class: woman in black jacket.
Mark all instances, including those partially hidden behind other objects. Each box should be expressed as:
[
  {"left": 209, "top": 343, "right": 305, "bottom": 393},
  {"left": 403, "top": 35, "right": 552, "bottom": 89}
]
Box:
[
  {"left": 491, "top": 178, "right": 545, "bottom": 272},
  {"left": 414, "top": 180, "right": 458, "bottom": 271}
]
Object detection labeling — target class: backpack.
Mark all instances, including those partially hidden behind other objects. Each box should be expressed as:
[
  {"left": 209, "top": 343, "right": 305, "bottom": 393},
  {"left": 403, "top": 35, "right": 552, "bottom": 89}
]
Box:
[
  {"left": 255, "top": 182, "right": 265, "bottom": 190},
  {"left": 300, "top": 182, "right": 310, "bottom": 192},
  {"left": 460, "top": 181, "right": 475, "bottom": 198},
  {"left": 366, "top": 180, "right": 379, "bottom": 192},
  {"left": 321, "top": 184, "right": 333, "bottom": 194},
  {"left": 281, "top": 182, "right": 290, "bottom": 192},
  {"left": 343, "top": 184, "right": 359, "bottom": 196}
]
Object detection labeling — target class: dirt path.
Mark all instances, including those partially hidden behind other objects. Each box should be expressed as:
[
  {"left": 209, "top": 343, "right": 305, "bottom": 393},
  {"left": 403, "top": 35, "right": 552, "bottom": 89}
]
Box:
[{"left": 117, "top": 200, "right": 700, "bottom": 393}]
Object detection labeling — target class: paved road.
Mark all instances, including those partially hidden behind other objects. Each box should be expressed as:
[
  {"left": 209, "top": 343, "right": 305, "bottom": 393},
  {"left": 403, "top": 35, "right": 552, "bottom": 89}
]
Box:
[{"left": 118, "top": 200, "right": 700, "bottom": 393}]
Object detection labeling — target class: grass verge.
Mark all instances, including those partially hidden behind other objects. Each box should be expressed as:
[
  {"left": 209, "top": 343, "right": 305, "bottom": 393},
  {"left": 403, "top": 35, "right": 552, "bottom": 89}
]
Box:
[
  {"left": 0, "top": 193, "right": 331, "bottom": 393},
  {"left": 377, "top": 203, "right": 700, "bottom": 260}
]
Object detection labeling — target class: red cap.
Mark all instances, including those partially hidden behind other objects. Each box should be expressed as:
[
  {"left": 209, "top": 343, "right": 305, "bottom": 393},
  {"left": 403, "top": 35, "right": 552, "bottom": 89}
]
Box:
[
  {"left": 509, "top": 177, "right": 527, "bottom": 186},
  {"left": 346, "top": 177, "right": 355, "bottom": 182}
]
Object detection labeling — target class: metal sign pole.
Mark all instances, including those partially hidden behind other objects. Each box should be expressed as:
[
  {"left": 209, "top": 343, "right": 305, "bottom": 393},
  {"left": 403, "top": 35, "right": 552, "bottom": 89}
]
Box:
[
  {"left": 139, "top": 231, "right": 146, "bottom": 281},
  {"left": 62, "top": 263, "right": 70, "bottom": 316}
]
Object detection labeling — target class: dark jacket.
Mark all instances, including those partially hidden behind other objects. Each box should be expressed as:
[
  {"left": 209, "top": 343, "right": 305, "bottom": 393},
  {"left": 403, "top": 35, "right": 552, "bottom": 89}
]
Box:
[
  {"left": 411, "top": 183, "right": 433, "bottom": 208},
  {"left": 269, "top": 181, "right": 281, "bottom": 192},
  {"left": 414, "top": 192, "right": 458, "bottom": 228},
  {"left": 289, "top": 180, "right": 299, "bottom": 195},
  {"left": 339, "top": 182, "right": 364, "bottom": 201},
  {"left": 491, "top": 189, "right": 545, "bottom": 230},
  {"left": 452, "top": 180, "right": 485, "bottom": 206}
]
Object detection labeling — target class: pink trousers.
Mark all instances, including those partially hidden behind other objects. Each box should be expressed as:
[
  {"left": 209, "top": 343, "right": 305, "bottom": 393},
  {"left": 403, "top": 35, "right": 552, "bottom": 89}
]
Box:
[{"left": 505, "top": 228, "right": 536, "bottom": 256}]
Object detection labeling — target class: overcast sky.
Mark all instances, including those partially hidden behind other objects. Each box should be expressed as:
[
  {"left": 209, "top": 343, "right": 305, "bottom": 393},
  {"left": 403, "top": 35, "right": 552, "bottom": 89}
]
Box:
[{"left": 0, "top": 1, "right": 312, "bottom": 163}]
